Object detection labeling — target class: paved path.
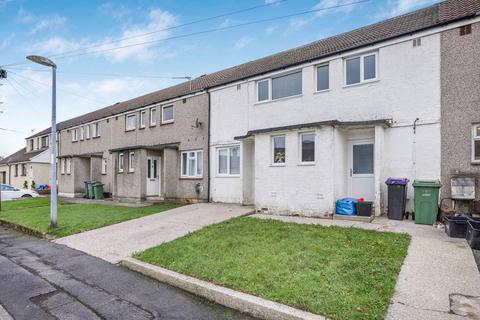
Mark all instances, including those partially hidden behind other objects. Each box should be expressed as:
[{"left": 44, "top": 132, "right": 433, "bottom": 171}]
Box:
[
  {"left": 252, "top": 214, "right": 480, "bottom": 320},
  {"left": 55, "top": 203, "right": 253, "bottom": 263},
  {"left": 0, "top": 228, "right": 255, "bottom": 320}
]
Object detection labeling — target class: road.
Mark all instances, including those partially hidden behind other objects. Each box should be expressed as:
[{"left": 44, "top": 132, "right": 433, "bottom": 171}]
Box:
[{"left": 0, "top": 227, "right": 255, "bottom": 320}]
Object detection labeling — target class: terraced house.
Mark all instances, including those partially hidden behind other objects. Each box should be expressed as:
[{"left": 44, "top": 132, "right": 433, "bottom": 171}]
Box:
[{"left": 29, "top": 0, "right": 480, "bottom": 216}]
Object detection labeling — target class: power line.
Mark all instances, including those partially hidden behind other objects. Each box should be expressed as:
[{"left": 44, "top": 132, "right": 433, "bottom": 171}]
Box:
[
  {"left": 8, "top": 74, "right": 37, "bottom": 96},
  {"left": 4, "top": 78, "right": 28, "bottom": 100},
  {"left": 0, "top": 127, "right": 30, "bottom": 134},
  {"left": 2, "top": 0, "right": 369, "bottom": 66},
  {"left": 1, "top": 0, "right": 290, "bottom": 68}
]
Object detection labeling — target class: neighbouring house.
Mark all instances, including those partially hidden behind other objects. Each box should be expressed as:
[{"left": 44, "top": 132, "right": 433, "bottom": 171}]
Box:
[
  {"left": 0, "top": 133, "right": 51, "bottom": 188},
  {"left": 29, "top": 83, "right": 209, "bottom": 202}
]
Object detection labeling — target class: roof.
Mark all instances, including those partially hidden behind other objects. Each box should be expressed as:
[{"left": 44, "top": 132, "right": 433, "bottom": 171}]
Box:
[
  {"left": 0, "top": 148, "right": 47, "bottom": 165},
  {"left": 29, "top": 0, "right": 480, "bottom": 139}
]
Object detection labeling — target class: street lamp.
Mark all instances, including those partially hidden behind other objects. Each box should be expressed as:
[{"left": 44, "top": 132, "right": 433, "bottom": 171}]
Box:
[{"left": 26, "top": 55, "right": 58, "bottom": 227}]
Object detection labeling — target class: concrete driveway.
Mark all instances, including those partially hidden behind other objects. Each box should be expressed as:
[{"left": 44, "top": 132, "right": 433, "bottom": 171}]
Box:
[{"left": 55, "top": 203, "right": 253, "bottom": 264}]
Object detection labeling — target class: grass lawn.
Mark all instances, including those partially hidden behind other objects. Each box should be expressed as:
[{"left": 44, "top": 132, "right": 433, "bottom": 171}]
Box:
[
  {"left": 0, "top": 197, "right": 180, "bottom": 237},
  {"left": 134, "top": 217, "right": 410, "bottom": 320}
]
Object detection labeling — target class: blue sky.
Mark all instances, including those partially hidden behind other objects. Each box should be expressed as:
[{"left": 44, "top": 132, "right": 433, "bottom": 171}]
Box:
[{"left": 0, "top": 0, "right": 439, "bottom": 156}]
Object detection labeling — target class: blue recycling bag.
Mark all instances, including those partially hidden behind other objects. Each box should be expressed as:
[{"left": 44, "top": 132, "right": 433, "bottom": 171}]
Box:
[{"left": 336, "top": 198, "right": 358, "bottom": 215}]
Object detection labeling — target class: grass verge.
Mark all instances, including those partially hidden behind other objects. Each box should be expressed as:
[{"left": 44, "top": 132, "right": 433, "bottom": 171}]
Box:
[
  {"left": 0, "top": 197, "right": 180, "bottom": 237},
  {"left": 134, "top": 217, "right": 410, "bottom": 320}
]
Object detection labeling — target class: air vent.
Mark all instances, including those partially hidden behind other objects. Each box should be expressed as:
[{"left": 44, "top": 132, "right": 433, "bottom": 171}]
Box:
[
  {"left": 460, "top": 24, "right": 472, "bottom": 36},
  {"left": 412, "top": 37, "right": 421, "bottom": 47},
  {"left": 183, "top": 98, "right": 187, "bottom": 103}
]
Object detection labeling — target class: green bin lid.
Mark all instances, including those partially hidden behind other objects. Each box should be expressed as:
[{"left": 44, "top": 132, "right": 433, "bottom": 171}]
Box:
[{"left": 412, "top": 179, "right": 442, "bottom": 187}]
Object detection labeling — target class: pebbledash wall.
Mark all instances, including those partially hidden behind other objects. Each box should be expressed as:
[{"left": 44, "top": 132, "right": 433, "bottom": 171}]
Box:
[
  {"left": 57, "top": 92, "right": 209, "bottom": 202},
  {"left": 210, "top": 27, "right": 444, "bottom": 216},
  {"left": 441, "top": 21, "right": 480, "bottom": 200}
]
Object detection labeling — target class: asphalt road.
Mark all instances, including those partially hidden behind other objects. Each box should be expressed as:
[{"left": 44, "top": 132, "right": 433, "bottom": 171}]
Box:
[{"left": 0, "top": 227, "right": 256, "bottom": 320}]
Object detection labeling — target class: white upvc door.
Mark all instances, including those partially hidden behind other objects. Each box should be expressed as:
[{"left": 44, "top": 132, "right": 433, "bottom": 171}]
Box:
[
  {"left": 146, "top": 156, "right": 160, "bottom": 196},
  {"left": 348, "top": 139, "right": 375, "bottom": 201}
]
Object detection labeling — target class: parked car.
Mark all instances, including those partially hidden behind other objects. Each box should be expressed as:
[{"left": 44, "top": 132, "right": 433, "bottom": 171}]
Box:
[{"left": 0, "top": 184, "right": 39, "bottom": 200}]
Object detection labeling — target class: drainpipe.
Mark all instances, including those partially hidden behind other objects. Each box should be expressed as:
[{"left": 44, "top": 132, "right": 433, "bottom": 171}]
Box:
[{"left": 207, "top": 90, "right": 211, "bottom": 203}]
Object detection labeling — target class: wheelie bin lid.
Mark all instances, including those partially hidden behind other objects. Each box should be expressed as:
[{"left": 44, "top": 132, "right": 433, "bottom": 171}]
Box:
[
  {"left": 386, "top": 178, "right": 409, "bottom": 185},
  {"left": 412, "top": 180, "right": 441, "bottom": 188}
]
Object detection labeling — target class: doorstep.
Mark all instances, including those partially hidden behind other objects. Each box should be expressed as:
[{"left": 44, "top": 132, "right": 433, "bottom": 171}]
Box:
[{"left": 333, "top": 214, "right": 375, "bottom": 223}]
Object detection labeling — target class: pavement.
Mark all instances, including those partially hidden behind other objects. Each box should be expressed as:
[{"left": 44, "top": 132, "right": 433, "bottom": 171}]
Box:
[
  {"left": 252, "top": 214, "right": 480, "bottom": 320},
  {"left": 54, "top": 203, "right": 253, "bottom": 263},
  {"left": 0, "top": 227, "right": 255, "bottom": 320}
]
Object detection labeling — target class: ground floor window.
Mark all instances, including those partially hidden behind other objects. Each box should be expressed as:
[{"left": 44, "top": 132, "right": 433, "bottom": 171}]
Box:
[
  {"left": 66, "top": 158, "right": 71, "bottom": 174},
  {"left": 217, "top": 145, "right": 240, "bottom": 176},
  {"left": 181, "top": 150, "right": 203, "bottom": 178},
  {"left": 101, "top": 158, "right": 107, "bottom": 175},
  {"left": 299, "top": 132, "right": 315, "bottom": 163},
  {"left": 129, "top": 152, "right": 135, "bottom": 172},
  {"left": 473, "top": 124, "right": 480, "bottom": 162},
  {"left": 272, "top": 135, "right": 286, "bottom": 165},
  {"left": 118, "top": 153, "right": 124, "bottom": 172}
]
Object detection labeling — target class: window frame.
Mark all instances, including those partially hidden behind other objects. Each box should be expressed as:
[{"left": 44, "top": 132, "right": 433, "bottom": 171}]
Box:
[
  {"left": 271, "top": 135, "right": 286, "bottom": 166},
  {"left": 60, "top": 158, "right": 65, "bottom": 175},
  {"left": 128, "top": 152, "right": 135, "bottom": 172},
  {"left": 85, "top": 125, "right": 90, "bottom": 139},
  {"left": 161, "top": 105, "right": 174, "bottom": 124},
  {"left": 21, "top": 164, "right": 27, "bottom": 176},
  {"left": 344, "top": 52, "right": 378, "bottom": 86},
  {"left": 315, "top": 63, "right": 330, "bottom": 92},
  {"left": 150, "top": 107, "right": 157, "bottom": 126},
  {"left": 125, "top": 113, "right": 137, "bottom": 131},
  {"left": 79, "top": 127, "right": 84, "bottom": 141},
  {"left": 180, "top": 150, "right": 203, "bottom": 178},
  {"left": 217, "top": 145, "right": 241, "bottom": 177},
  {"left": 256, "top": 70, "right": 303, "bottom": 103},
  {"left": 65, "top": 158, "right": 71, "bottom": 175},
  {"left": 140, "top": 110, "right": 146, "bottom": 128},
  {"left": 472, "top": 124, "right": 480, "bottom": 163},
  {"left": 101, "top": 158, "right": 107, "bottom": 175},
  {"left": 118, "top": 153, "right": 124, "bottom": 173},
  {"left": 93, "top": 122, "right": 101, "bottom": 138},
  {"left": 71, "top": 129, "right": 78, "bottom": 142},
  {"left": 298, "top": 132, "right": 316, "bottom": 164}
]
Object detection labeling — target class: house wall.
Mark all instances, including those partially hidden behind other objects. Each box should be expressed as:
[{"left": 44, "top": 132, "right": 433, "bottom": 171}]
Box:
[
  {"left": 210, "top": 31, "right": 442, "bottom": 214},
  {"left": 441, "top": 22, "right": 480, "bottom": 202}
]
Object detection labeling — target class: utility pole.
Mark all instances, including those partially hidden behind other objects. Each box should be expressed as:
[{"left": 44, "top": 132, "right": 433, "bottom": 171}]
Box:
[{"left": 0, "top": 68, "right": 6, "bottom": 211}]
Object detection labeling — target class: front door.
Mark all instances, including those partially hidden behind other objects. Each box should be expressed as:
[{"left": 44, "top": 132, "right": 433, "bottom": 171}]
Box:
[
  {"left": 348, "top": 140, "right": 374, "bottom": 201},
  {"left": 146, "top": 157, "right": 160, "bottom": 196}
]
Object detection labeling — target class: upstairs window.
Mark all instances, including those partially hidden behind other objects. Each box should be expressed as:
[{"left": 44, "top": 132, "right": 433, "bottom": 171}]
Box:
[
  {"left": 79, "top": 127, "right": 85, "bottom": 141},
  {"left": 181, "top": 150, "right": 203, "bottom": 178},
  {"left": 126, "top": 114, "right": 136, "bottom": 131},
  {"left": 71, "top": 129, "right": 78, "bottom": 142},
  {"left": 41, "top": 136, "right": 49, "bottom": 148},
  {"left": 162, "top": 105, "right": 174, "bottom": 124},
  {"left": 150, "top": 108, "right": 157, "bottom": 126},
  {"left": 272, "top": 135, "right": 286, "bottom": 165},
  {"left": 316, "top": 64, "right": 329, "bottom": 91},
  {"left": 217, "top": 145, "right": 240, "bottom": 176},
  {"left": 345, "top": 53, "right": 377, "bottom": 85},
  {"left": 85, "top": 125, "right": 90, "bottom": 139},
  {"left": 93, "top": 122, "right": 101, "bottom": 138},
  {"left": 29, "top": 139, "right": 34, "bottom": 151},
  {"left": 140, "top": 111, "right": 146, "bottom": 128},
  {"left": 473, "top": 125, "right": 480, "bottom": 162},
  {"left": 460, "top": 24, "right": 472, "bottom": 36},
  {"left": 257, "top": 70, "right": 302, "bottom": 102}
]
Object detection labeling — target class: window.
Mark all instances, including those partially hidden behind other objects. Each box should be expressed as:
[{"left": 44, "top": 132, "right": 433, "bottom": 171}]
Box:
[
  {"left": 162, "top": 105, "right": 174, "bottom": 124},
  {"left": 352, "top": 144, "right": 374, "bottom": 174},
  {"left": 460, "top": 24, "right": 472, "bottom": 36},
  {"left": 257, "top": 70, "right": 302, "bottom": 102},
  {"left": 345, "top": 53, "right": 377, "bottom": 85},
  {"left": 101, "top": 158, "right": 107, "bottom": 175},
  {"left": 316, "top": 64, "right": 329, "bottom": 91},
  {"left": 140, "top": 111, "right": 146, "bottom": 128},
  {"left": 217, "top": 145, "right": 240, "bottom": 176},
  {"left": 60, "top": 158, "right": 65, "bottom": 174},
  {"left": 181, "top": 150, "right": 203, "bottom": 178},
  {"left": 41, "top": 136, "right": 49, "bottom": 148},
  {"left": 473, "top": 125, "right": 480, "bottom": 162},
  {"left": 128, "top": 152, "right": 135, "bottom": 172},
  {"left": 300, "top": 132, "right": 315, "bottom": 163},
  {"left": 85, "top": 125, "right": 90, "bottom": 139},
  {"left": 272, "top": 135, "right": 286, "bottom": 165},
  {"left": 14, "top": 164, "right": 18, "bottom": 177},
  {"left": 413, "top": 37, "right": 422, "bottom": 47},
  {"left": 79, "top": 127, "right": 84, "bottom": 141},
  {"left": 126, "top": 114, "right": 136, "bottom": 131},
  {"left": 118, "top": 153, "right": 124, "bottom": 172},
  {"left": 71, "top": 129, "right": 78, "bottom": 142},
  {"left": 66, "top": 158, "right": 71, "bottom": 174},
  {"left": 21, "top": 164, "right": 26, "bottom": 176},
  {"left": 93, "top": 122, "right": 101, "bottom": 138},
  {"left": 29, "top": 139, "right": 34, "bottom": 150},
  {"left": 150, "top": 108, "right": 157, "bottom": 126}
]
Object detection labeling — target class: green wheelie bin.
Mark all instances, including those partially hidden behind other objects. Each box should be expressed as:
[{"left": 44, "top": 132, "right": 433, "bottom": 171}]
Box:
[
  {"left": 87, "top": 181, "right": 95, "bottom": 199},
  {"left": 413, "top": 180, "right": 441, "bottom": 225},
  {"left": 92, "top": 182, "right": 104, "bottom": 200}
]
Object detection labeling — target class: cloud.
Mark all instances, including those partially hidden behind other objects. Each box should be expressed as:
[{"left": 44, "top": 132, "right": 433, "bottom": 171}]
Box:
[
  {"left": 17, "top": 9, "right": 67, "bottom": 34},
  {"left": 234, "top": 36, "right": 252, "bottom": 49},
  {"left": 0, "top": 33, "right": 15, "bottom": 49},
  {"left": 265, "top": 25, "right": 278, "bottom": 34},
  {"left": 288, "top": 18, "right": 309, "bottom": 31},
  {"left": 313, "top": 0, "right": 356, "bottom": 17},
  {"left": 219, "top": 18, "right": 243, "bottom": 28},
  {"left": 0, "top": 0, "right": 13, "bottom": 9},
  {"left": 381, "top": 0, "right": 438, "bottom": 17},
  {"left": 99, "top": 2, "right": 131, "bottom": 20},
  {"left": 264, "top": 0, "right": 282, "bottom": 4}
]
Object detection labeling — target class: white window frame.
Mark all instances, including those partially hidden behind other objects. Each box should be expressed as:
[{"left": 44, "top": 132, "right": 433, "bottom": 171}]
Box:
[
  {"left": 150, "top": 107, "right": 157, "bottom": 126},
  {"left": 161, "top": 105, "right": 174, "bottom": 124},
  {"left": 271, "top": 135, "right": 286, "bottom": 166},
  {"left": 101, "top": 158, "right": 107, "bottom": 175},
  {"left": 315, "top": 63, "right": 330, "bottom": 92},
  {"left": 85, "top": 125, "right": 90, "bottom": 139},
  {"left": 118, "top": 153, "right": 124, "bottom": 173},
  {"left": 298, "top": 132, "right": 316, "bottom": 164},
  {"left": 66, "top": 158, "right": 71, "bottom": 174},
  {"left": 71, "top": 129, "right": 78, "bottom": 142},
  {"left": 472, "top": 124, "right": 480, "bottom": 163},
  {"left": 128, "top": 152, "right": 135, "bottom": 172},
  {"left": 217, "top": 145, "right": 241, "bottom": 177},
  {"left": 180, "top": 150, "right": 203, "bottom": 178},
  {"left": 256, "top": 70, "right": 303, "bottom": 103},
  {"left": 60, "top": 158, "right": 65, "bottom": 175},
  {"left": 79, "top": 127, "right": 85, "bottom": 140},
  {"left": 344, "top": 52, "right": 378, "bottom": 86},
  {"left": 93, "top": 122, "right": 101, "bottom": 138},
  {"left": 140, "top": 110, "right": 146, "bottom": 128},
  {"left": 125, "top": 113, "right": 136, "bottom": 131}
]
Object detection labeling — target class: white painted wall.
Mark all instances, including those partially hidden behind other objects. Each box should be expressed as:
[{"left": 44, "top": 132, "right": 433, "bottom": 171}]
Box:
[{"left": 210, "top": 32, "right": 442, "bottom": 214}]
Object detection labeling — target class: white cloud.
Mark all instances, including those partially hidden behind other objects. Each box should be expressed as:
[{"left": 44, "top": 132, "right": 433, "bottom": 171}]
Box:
[
  {"left": 99, "top": 2, "right": 131, "bottom": 20},
  {"left": 265, "top": 25, "right": 278, "bottom": 34},
  {"left": 0, "top": 0, "right": 13, "bottom": 9},
  {"left": 264, "top": 0, "right": 282, "bottom": 4},
  {"left": 219, "top": 18, "right": 243, "bottom": 28},
  {"left": 313, "top": 0, "right": 356, "bottom": 17},
  {"left": 234, "top": 36, "right": 252, "bottom": 49},
  {"left": 288, "top": 18, "right": 309, "bottom": 31},
  {"left": 0, "top": 33, "right": 15, "bottom": 50},
  {"left": 17, "top": 9, "right": 67, "bottom": 34},
  {"left": 382, "top": 0, "right": 438, "bottom": 17}
]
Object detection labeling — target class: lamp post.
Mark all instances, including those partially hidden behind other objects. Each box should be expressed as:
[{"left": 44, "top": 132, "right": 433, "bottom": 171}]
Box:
[{"left": 26, "top": 55, "right": 57, "bottom": 227}]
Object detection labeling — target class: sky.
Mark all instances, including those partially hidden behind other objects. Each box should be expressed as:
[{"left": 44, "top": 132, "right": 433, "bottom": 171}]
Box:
[{"left": 0, "top": 0, "right": 440, "bottom": 156}]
